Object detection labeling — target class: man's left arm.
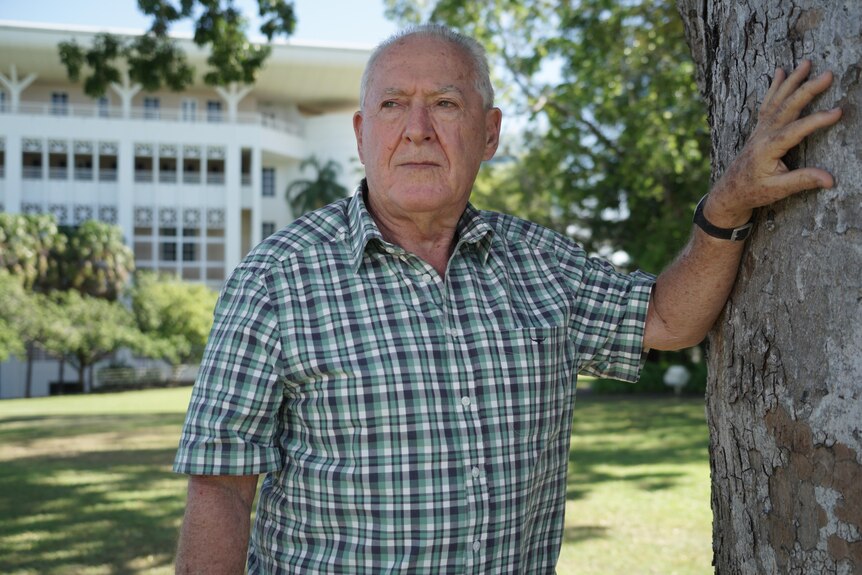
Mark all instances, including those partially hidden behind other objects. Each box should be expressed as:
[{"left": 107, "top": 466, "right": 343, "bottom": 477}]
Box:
[{"left": 644, "top": 60, "right": 843, "bottom": 351}]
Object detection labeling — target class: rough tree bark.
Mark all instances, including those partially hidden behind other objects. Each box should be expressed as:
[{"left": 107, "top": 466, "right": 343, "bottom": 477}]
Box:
[{"left": 677, "top": 1, "right": 862, "bottom": 573}]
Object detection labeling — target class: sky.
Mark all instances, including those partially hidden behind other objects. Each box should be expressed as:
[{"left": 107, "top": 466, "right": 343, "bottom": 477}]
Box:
[{"left": 0, "top": 0, "right": 400, "bottom": 47}]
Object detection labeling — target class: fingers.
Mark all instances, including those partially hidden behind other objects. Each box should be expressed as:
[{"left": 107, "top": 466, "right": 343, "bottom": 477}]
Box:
[
  {"left": 769, "top": 60, "right": 813, "bottom": 113},
  {"left": 765, "top": 167, "right": 835, "bottom": 201},
  {"left": 760, "top": 61, "right": 834, "bottom": 128},
  {"left": 773, "top": 70, "right": 835, "bottom": 125},
  {"left": 759, "top": 67, "right": 787, "bottom": 114},
  {"left": 767, "top": 107, "right": 843, "bottom": 157}
]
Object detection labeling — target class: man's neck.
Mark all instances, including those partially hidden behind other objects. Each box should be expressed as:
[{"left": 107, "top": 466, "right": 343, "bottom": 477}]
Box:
[{"left": 364, "top": 186, "right": 461, "bottom": 278}]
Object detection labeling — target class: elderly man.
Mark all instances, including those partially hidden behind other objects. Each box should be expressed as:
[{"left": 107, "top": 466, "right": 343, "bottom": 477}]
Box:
[{"left": 173, "top": 25, "right": 840, "bottom": 574}]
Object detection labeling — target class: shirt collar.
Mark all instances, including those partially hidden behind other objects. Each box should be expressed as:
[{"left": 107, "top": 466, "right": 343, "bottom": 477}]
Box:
[{"left": 346, "top": 179, "right": 496, "bottom": 272}]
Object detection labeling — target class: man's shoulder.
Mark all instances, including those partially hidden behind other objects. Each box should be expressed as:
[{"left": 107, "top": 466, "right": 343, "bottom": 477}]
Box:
[
  {"left": 479, "top": 209, "right": 584, "bottom": 258},
  {"left": 241, "top": 198, "right": 353, "bottom": 269}
]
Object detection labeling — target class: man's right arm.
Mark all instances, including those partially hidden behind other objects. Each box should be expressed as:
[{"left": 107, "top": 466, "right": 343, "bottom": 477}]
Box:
[{"left": 175, "top": 474, "right": 259, "bottom": 575}]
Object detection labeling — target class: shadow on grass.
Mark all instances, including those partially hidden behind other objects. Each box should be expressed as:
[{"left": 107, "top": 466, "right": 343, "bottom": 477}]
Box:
[
  {"left": 563, "top": 524, "right": 610, "bottom": 544},
  {"left": 0, "top": 413, "right": 187, "bottom": 575},
  {"left": 566, "top": 394, "right": 708, "bottom": 502}
]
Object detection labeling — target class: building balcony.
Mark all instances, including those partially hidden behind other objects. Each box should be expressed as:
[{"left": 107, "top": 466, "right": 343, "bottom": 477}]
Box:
[{"left": 6, "top": 101, "right": 305, "bottom": 137}]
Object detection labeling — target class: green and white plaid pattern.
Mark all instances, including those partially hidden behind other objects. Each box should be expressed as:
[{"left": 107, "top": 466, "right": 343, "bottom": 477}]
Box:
[{"left": 174, "top": 184, "right": 655, "bottom": 573}]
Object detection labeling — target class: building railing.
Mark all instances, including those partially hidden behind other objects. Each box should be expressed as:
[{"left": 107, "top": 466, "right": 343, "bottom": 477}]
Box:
[
  {"left": 22, "top": 166, "right": 43, "bottom": 180},
  {"left": 74, "top": 168, "right": 94, "bottom": 181},
  {"left": 49, "top": 167, "right": 68, "bottom": 180},
  {"left": 99, "top": 169, "right": 118, "bottom": 182},
  {"left": 7, "top": 101, "right": 305, "bottom": 137}
]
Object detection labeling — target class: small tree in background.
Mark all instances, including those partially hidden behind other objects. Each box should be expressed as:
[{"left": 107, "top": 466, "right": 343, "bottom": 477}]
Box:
[
  {"left": 46, "top": 291, "right": 163, "bottom": 394},
  {"left": 286, "top": 156, "right": 349, "bottom": 216},
  {"left": 130, "top": 271, "right": 218, "bottom": 370}
]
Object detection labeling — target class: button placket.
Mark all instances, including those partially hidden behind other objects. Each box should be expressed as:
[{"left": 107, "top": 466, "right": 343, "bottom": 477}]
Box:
[{"left": 444, "top": 258, "right": 491, "bottom": 572}]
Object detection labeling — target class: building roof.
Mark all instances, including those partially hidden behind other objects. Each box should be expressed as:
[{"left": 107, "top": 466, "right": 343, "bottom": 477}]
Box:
[{"left": 0, "top": 20, "right": 371, "bottom": 112}]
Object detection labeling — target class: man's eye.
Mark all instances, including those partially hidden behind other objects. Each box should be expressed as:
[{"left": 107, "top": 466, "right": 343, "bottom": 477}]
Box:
[
  {"left": 437, "top": 100, "right": 456, "bottom": 108},
  {"left": 381, "top": 101, "right": 399, "bottom": 108}
]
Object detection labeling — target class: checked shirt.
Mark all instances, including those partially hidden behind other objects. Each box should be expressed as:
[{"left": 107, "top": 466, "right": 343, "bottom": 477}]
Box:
[{"left": 174, "top": 185, "right": 655, "bottom": 574}]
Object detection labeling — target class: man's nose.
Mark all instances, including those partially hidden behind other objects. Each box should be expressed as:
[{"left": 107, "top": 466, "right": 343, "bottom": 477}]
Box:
[{"left": 403, "top": 105, "right": 435, "bottom": 143}]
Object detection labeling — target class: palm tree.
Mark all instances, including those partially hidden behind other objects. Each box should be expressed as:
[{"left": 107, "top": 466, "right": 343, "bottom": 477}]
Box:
[{"left": 285, "top": 156, "right": 349, "bottom": 216}]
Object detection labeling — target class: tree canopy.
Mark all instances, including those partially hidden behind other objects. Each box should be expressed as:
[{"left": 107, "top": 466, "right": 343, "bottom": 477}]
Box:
[
  {"left": 130, "top": 271, "right": 218, "bottom": 366},
  {"left": 47, "top": 290, "right": 161, "bottom": 392},
  {"left": 58, "top": 0, "right": 297, "bottom": 97},
  {"left": 58, "top": 220, "right": 135, "bottom": 301},
  {"left": 386, "top": 0, "right": 710, "bottom": 272},
  {"left": 0, "top": 215, "right": 135, "bottom": 300},
  {"left": 0, "top": 213, "right": 66, "bottom": 292},
  {"left": 0, "top": 272, "right": 27, "bottom": 363}
]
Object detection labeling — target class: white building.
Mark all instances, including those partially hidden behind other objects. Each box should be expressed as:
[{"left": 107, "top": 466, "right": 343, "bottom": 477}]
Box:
[{"left": 0, "top": 21, "right": 371, "bottom": 398}]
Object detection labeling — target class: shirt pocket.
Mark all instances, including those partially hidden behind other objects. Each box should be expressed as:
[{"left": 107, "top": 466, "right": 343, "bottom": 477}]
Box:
[{"left": 474, "top": 326, "right": 572, "bottom": 443}]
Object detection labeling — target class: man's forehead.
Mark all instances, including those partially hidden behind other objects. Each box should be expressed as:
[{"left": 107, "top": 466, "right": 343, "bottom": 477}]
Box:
[
  {"left": 381, "top": 85, "right": 466, "bottom": 98},
  {"left": 374, "top": 35, "right": 470, "bottom": 72},
  {"left": 367, "top": 39, "right": 474, "bottom": 94}
]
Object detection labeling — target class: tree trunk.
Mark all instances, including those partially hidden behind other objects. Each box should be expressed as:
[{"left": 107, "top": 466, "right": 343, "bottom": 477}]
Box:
[
  {"left": 677, "top": 1, "right": 862, "bottom": 573},
  {"left": 25, "top": 341, "right": 34, "bottom": 399},
  {"left": 57, "top": 356, "right": 65, "bottom": 395}
]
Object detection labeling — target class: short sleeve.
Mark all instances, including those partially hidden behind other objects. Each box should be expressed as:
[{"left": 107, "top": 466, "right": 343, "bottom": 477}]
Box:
[
  {"left": 570, "top": 256, "right": 655, "bottom": 382},
  {"left": 173, "top": 266, "right": 286, "bottom": 476}
]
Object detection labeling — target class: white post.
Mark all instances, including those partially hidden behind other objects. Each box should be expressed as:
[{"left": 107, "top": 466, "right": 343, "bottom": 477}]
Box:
[
  {"left": 214, "top": 82, "right": 253, "bottom": 124},
  {"left": 250, "top": 146, "right": 262, "bottom": 247},
  {"left": 110, "top": 72, "right": 142, "bottom": 119},
  {"left": 0, "top": 65, "right": 38, "bottom": 113}
]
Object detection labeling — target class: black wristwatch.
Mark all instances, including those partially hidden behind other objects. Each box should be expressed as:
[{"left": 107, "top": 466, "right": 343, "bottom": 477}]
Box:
[{"left": 693, "top": 194, "right": 755, "bottom": 241}]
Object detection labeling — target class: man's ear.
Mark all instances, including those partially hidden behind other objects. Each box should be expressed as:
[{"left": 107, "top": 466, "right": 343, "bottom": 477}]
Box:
[
  {"left": 353, "top": 111, "right": 365, "bottom": 164},
  {"left": 482, "top": 107, "right": 503, "bottom": 161}
]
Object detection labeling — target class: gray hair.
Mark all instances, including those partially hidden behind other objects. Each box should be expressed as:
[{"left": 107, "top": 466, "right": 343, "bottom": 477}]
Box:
[{"left": 359, "top": 24, "right": 495, "bottom": 111}]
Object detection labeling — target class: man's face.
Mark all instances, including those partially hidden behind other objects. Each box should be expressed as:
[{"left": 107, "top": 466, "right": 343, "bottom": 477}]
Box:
[{"left": 353, "top": 36, "right": 502, "bottom": 223}]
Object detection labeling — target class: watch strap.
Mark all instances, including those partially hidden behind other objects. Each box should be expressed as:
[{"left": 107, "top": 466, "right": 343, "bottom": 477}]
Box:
[{"left": 693, "top": 194, "right": 754, "bottom": 241}]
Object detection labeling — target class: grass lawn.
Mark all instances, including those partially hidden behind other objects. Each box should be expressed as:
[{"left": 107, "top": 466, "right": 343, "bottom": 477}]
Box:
[{"left": 0, "top": 387, "right": 712, "bottom": 574}]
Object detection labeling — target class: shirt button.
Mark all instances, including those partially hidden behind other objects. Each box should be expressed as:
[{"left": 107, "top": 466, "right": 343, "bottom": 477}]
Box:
[
  {"left": 472, "top": 540, "right": 482, "bottom": 552},
  {"left": 460, "top": 396, "right": 472, "bottom": 408},
  {"left": 471, "top": 466, "right": 481, "bottom": 479},
  {"left": 422, "top": 272, "right": 433, "bottom": 283}
]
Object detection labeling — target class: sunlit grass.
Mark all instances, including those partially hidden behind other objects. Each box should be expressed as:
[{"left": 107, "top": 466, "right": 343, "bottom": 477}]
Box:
[
  {"left": 559, "top": 394, "right": 712, "bottom": 574},
  {"left": 0, "top": 387, "right": 711, "bottom": 574},
  {"left": 0, "top": 388, "right": 192, "bottom": 575}
]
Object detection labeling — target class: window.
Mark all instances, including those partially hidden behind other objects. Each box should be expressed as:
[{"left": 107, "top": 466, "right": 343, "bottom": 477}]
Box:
[
  {"left": 182, "top": 99, "right": 197, "bottom": 122},
  {"left": 0, "top": 91, "right": 7, "bottom": 113},
  {"left": 160, "top": 242, "right": 177, "bottom": 261},
  {"left": 143, "top": 97, "right": 160, "bottom": 120},
  {"left": 97, "top": 96, "right": 110, "bottom": 118},
  {"left": 262, "top": 167, "right": 275, "bottom": 197},
  {"left": 207, "top": 100, "right": 222, "bottom": 123},
  {"left": 182, "top": 243, "right": 198, "bottom": 262},
  {"left": 262, "top": 222, "right": 276, "bottom": 238},
  {"left": 51, "top": 92, "right": 69, "bottom": 115}
]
